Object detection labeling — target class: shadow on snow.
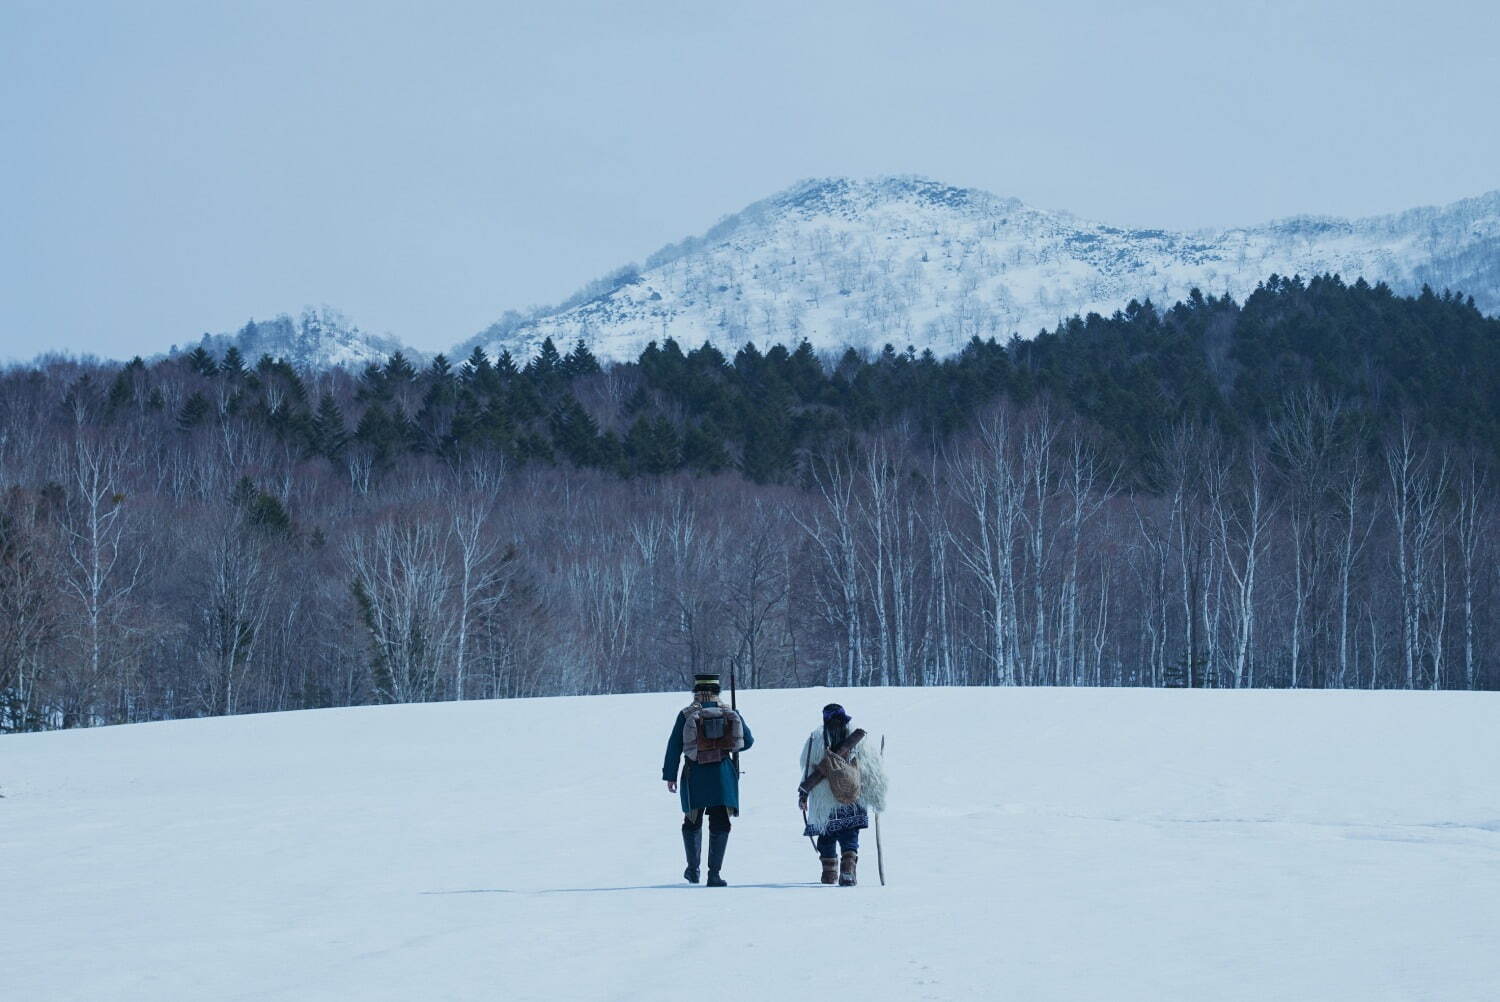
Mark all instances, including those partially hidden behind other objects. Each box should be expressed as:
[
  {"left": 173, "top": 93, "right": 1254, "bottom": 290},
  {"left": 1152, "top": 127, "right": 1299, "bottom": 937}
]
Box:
[{"left": 422, "top": 882, "right": 822, "bottom": 894}]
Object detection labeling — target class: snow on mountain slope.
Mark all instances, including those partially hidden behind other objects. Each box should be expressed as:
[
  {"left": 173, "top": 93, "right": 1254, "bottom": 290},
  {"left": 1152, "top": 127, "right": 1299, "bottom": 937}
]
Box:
[
  {"left": 174, "top": 306, "right": 418, "bottom": 370},
  {"left": 4, "top": 687, "right": 1498, "bottom": 1001},
  {"left": 465, "top": 177, "right": 1500, "bottom": 363}
]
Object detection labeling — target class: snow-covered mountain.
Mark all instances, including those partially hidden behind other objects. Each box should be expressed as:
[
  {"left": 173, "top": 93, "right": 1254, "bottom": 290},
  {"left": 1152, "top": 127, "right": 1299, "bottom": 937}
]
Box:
[
  {"left": 175, "top": 306, "right": 416, "bottom": 370},
  {"left": 462, "top": 176, "right": 1500, "bottom": 363},
  {"left": 7, "top": 687, "right": 1499, "bottom": 999}
]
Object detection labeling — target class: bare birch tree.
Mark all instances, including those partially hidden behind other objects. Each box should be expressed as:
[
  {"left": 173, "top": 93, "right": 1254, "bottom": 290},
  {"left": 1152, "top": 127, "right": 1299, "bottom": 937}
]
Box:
[
  {"left": 59, "top": 440, "right": 144, "bottom": 725},
  {"left": 1384, "top": 422, "right": 1451, "bottom": 689},
  {"left": 1322, "top": 436, "right": 1375, "bottom": 688},
  {"left": 195, "top": 522, "right": 272, "bottom": 716},
  {"left": 1207, "top": 439, "right": 1276, "bottom": 688},
  {"left": 1453, "top": 452, "right": 1490, "bottom": 689},
  {"left": 348, "top": 518, "right": 456, "bottom": 703},
  {"left": 790, "top": 451, "right": 866, "bottom": 686},
  {"left": 448, "top": 495, "right": 514, "bottom": 700},
  {"left": 949, "top": 408, "right": 1024, "bottom": 685}
]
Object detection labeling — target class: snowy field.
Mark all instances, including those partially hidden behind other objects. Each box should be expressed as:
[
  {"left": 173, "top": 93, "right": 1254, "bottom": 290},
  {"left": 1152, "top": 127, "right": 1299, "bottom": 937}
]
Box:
[{"left": 4, "top": 687, "right": 1498, "bottom": 1001}]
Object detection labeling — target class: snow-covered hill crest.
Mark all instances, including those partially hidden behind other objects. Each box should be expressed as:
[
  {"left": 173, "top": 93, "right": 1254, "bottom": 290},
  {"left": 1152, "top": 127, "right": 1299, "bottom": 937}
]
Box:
[
  {"left": 177, "top": 306, "right": 418, "bottom": 371},
  {"left": 463, "top": 176, "right": 1500, "bottom": 363}
]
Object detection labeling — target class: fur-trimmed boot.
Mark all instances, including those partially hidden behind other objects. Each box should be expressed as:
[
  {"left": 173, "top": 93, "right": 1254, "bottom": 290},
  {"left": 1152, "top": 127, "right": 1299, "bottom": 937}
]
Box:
[
  {"left": 820, "top": 856, "right": 839, "bottom": 884},
  {"left": 681, "top": 827, "right": 702, "bottom": 884},
  {"left": 838, "top": 850, "right": 858, "bottom": 887},
  {"left": 706, "top": 831, "right": 729, "bottom": 887}
]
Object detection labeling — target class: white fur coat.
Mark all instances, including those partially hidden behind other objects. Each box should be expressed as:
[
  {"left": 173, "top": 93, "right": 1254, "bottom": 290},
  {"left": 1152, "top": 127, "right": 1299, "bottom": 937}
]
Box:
[{"left": 799, "top": 728, "right": 889, "bottom": 833}]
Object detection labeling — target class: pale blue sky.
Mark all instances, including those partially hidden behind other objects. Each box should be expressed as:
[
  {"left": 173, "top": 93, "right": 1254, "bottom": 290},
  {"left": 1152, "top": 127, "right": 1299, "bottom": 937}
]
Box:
[{"left": 3, "top": 0, "right": 1496, "bottom": 358}]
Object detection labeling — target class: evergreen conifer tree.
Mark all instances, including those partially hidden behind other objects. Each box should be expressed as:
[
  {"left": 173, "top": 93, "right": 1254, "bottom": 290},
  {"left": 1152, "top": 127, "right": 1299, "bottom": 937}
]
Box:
[
  {"left": 460, "top": 346, "right": 493, "bottom": 388},
  {"left": 311, "top": 395, "right": 348, "bottom": 459},
  {"left": 178, "top": 391, "right": 212, "bottom": 430},
  {"left": 220, "top": 346, "right": 247, "bottom": 380},
  {"left": 563, "top": 339, "right": 601, "bottom": 378},
  {"left": 384, "top": 352, "right": 417, "bottom": 383},
  {"left": 186, "top": 346, "right": 217, "bottom": 376}
]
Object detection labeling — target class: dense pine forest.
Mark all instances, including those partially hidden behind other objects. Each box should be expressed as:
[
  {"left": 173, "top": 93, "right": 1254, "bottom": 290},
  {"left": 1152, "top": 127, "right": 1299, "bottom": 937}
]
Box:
[{"left": 2, "top": 274, "right": 1497, "bottom": 730}]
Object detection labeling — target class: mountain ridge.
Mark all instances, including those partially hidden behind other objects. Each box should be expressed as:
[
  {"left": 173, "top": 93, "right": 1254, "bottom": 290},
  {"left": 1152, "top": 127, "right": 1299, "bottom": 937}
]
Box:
[
  {"left": 145, "top": 178, "right": 1500, "bottom": 370},
  {"left": 461, "top": 175, "right": 1500, "bottom": 365}
]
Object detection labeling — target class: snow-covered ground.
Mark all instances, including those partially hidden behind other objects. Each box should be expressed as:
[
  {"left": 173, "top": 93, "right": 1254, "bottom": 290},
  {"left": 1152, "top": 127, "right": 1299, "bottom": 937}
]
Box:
[{"left": 4, "top": 687, "right": 1498, "bottom": 1001}]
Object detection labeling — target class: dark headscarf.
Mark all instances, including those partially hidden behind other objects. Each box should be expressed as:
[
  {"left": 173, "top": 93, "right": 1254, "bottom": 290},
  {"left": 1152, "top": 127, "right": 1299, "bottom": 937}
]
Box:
[{"left": 822, "top": 702, "right": 850, "bottom": 748}]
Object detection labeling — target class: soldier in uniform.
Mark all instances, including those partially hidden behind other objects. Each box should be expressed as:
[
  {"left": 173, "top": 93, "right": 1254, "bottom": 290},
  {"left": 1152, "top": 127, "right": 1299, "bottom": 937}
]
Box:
[{"left": 662, "top": 673, "right": 753, "bottom": 887}]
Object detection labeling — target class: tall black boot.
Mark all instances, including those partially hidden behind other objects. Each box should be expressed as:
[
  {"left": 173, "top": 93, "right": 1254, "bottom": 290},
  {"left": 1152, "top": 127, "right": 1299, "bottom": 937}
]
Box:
[
  {"left": 706, "top": 830, "right": 729, "bottom": 887},
  {"left": 681, "top": 827, "right": 702, "bottom": 883}
]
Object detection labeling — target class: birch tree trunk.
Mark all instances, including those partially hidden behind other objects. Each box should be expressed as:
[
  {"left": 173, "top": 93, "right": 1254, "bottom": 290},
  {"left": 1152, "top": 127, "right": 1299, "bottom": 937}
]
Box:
[
  {"left": 1454, "top": 454, "right": 1488, "bottom": 690},
  {"left": 950, "top": 409, "right": 1024, "bottom": 686},
  {"left": 1208, "top": 441, "right": 1275, "bottom": 689},
  {"left": 60, "top": 439, "right": 143, "bottom": 726},
  {"left": 447, "top": 486, "right": 516, "bottom": 701},
  {"left": 790, "top": 451, "right": 864, "bottom": 686},
  {"left": 1332, "top": 448, "right": 1375, "bottom": 689},
  {"left": 1385, "top": 423, "right": 1421, "bottom": 689},
  {"left": 348, "top": 519, "right": 457, "bottom": 704}
]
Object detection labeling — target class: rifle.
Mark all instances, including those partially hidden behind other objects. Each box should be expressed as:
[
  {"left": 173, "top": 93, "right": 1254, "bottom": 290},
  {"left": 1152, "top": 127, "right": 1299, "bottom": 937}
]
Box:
[{"left": 729, "top": 668, "right": 740, "bottom": 777}]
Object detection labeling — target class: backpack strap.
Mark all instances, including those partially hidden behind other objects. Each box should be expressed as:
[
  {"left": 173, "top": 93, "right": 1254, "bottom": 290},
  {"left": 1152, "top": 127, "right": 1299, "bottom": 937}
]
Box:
[{"left": 799, "top": 729, "right": 860, "bottom": 795}]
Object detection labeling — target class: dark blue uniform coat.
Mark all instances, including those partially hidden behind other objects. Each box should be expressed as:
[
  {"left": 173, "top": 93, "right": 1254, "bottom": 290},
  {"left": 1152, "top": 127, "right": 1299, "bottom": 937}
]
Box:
[{"left": 662, "top": 703, "right": 754, "bottom": 812}]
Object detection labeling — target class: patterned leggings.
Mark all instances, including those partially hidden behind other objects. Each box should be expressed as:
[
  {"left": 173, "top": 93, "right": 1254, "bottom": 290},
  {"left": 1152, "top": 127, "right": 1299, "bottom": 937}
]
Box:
[{"left": 816, "top": 829, "right": 859, "bottom": 856}]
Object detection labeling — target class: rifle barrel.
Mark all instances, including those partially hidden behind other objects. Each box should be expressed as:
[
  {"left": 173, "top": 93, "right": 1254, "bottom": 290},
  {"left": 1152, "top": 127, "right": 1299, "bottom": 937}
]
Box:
[{"left": 730, "top": 669, "right": 740, "bottom": 774}]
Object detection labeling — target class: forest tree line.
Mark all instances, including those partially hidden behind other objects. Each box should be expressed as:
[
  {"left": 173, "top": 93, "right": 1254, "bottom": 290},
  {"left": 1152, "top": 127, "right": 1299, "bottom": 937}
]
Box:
[{"left": 1, "top": 273, "right": 1497, "bottom": 730}]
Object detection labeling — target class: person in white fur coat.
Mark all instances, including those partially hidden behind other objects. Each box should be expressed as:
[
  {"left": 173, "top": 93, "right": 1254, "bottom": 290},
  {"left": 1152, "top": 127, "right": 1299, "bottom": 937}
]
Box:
[{"left": 797, "top": 702, "right": 888, "bottom": 886}]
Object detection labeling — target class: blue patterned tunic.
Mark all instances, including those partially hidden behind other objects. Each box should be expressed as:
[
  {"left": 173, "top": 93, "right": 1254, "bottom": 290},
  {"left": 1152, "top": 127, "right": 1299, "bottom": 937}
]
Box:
[{"left": 803, "top": 801, "right": 869, "bottom": 836}]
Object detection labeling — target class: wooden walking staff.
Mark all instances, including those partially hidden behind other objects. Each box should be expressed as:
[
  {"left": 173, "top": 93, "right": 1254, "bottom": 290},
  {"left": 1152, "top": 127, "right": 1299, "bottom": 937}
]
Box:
[{"left": 875, "top": 734, "right": 886, "bottom": 886}]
